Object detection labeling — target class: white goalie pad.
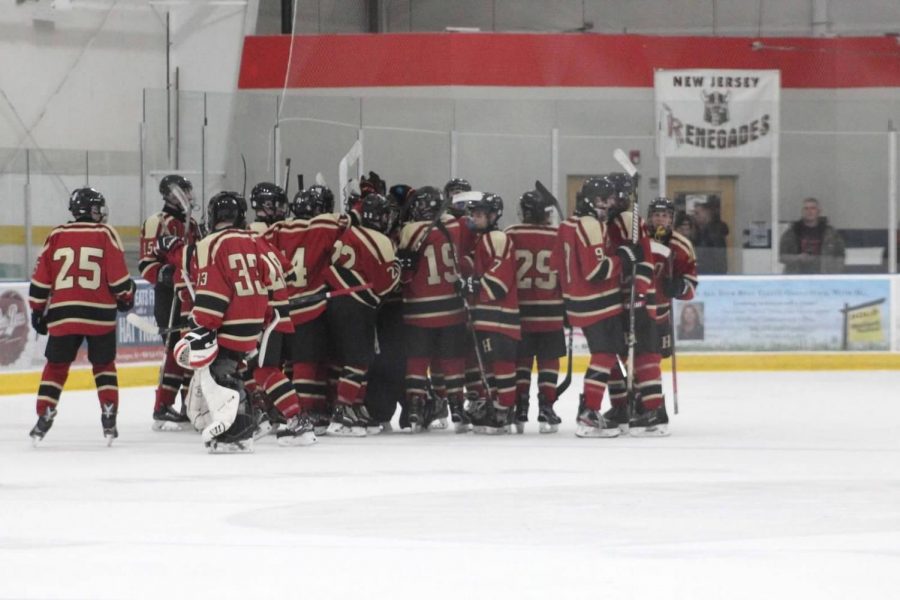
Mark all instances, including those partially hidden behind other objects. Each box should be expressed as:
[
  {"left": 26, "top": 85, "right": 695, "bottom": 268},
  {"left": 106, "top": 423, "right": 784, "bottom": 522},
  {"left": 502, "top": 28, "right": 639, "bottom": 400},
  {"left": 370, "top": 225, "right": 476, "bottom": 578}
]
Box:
[{"left": 186, "top": 366, "right": 240, "bottom": 440}]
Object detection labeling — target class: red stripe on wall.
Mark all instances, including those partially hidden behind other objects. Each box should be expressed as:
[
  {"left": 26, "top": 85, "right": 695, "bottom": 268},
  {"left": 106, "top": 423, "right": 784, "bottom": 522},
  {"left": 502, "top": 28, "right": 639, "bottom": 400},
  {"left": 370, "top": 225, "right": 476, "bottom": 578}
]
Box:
[{"left": 238, "top": 33, "right": 900, "bottom": 90}]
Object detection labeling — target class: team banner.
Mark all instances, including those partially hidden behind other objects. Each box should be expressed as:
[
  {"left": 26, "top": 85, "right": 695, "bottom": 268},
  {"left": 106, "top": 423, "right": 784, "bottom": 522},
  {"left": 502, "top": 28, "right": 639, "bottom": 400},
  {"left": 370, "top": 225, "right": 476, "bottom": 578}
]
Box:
[
  {"left": 655, "top": 69, "right": 780, "bottom": 158},
  {"left": 674, "top": 276, "right": 891, "bottom": 352},
  {"left": 0, "top": 280, "right": 163, "bottom": 373}
]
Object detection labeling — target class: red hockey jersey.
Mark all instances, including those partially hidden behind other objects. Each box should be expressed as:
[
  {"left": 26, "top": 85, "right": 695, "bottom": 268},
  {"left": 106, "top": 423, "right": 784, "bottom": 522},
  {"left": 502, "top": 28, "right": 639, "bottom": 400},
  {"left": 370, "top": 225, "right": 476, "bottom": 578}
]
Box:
[
  {"left": 505, "top": 223, "right": 564, "bottom": 333},
  {"left": 138, "top": 207, "right": 200, "bottom": 284},
  {"left": 551, "top": 215, "right": 623, "bottom": 328},
  {"left": 646, "top": 229, "right": 698, "bottom": 323},
  {"left": 470, "top": 229, "right": 520, "bottom": 340},
  {"left": 192, "top": 228, "right": 273, "bottom": 353},
  {"left": 397, "top": 216, "right": 465, "bottom": 328},
  {"left": 29, "top": 222, "right": 134, "bottom": 336},
  {"left": 265, "top": 214, "right": 344, "bottom": 325},
  {"left": 324, "top": 224, "right": 399, "bottom": 308}
]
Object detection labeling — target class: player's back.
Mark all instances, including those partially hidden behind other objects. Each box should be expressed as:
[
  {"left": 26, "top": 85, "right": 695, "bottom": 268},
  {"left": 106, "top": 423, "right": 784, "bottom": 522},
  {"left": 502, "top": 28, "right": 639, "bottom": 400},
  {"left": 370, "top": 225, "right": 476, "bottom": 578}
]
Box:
[
  {"left": 506, "top": 223, "right": 563, "bottom": 332},
  {"left": 398, "top": 217, "right": 464, "bottom": 328}
]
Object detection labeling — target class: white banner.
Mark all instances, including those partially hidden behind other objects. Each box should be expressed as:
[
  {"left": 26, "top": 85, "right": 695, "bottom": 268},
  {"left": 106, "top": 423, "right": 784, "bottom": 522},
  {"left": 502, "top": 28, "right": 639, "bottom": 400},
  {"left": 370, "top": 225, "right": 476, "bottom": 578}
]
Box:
[{"left": 655, "top": 69, "right": 780, "bottom": 158}]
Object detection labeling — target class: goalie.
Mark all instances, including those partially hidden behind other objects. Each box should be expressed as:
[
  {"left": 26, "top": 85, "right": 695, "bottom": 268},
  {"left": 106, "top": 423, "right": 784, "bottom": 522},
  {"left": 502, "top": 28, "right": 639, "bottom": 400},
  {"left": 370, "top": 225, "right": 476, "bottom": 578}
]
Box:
[{"left": 173, "top": 192, "right": 273, "bottom": 452}]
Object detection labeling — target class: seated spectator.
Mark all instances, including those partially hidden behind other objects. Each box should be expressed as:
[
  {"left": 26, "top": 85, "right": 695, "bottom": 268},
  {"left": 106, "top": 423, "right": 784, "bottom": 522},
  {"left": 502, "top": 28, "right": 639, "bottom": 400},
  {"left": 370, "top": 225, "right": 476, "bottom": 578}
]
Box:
[
  {"left": 675, "top": 213, "right": 695, "bottom": 240},
  {"left": 779, "top": 197, "right": 845, "bottom": 274}
]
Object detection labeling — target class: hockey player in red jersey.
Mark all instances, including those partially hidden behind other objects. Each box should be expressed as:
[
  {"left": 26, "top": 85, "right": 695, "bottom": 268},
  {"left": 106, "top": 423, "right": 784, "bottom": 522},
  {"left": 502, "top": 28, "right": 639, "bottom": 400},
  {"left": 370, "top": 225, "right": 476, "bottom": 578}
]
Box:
[
  {"left": 174, "top": 192, "right": 274, "bottom": 452},
  {"left": 600, "top": 175, "right": 666, "bottom": 436},
  {"left": 505, "top": 190, "right": 566, "bottom": 433},
  {"left": 248, "top": 182, "right": 288, "bottom": 235},
  {"left": 139, "top": 174, "right": 201, "bottom": 430},
  {"left": 28, "top": 188, "right": 136, "bottom": 446},
  {"left": 395, "top": 186, "right": 467, "bottom": 432},
  {"left": 608, "top": 196, "right": 698, "bottom": 436},
  {"left": 456, "top": 193, "right": 520, "bottom": 434},
  {"left": 265, "top": 185, "right": 343, "bottom": 435},
  {"left": 323, "top": 193, "right": 399, "bottom": 436},
  {"left": 551, "top": 177, "right": 642, "bottom": 437}
]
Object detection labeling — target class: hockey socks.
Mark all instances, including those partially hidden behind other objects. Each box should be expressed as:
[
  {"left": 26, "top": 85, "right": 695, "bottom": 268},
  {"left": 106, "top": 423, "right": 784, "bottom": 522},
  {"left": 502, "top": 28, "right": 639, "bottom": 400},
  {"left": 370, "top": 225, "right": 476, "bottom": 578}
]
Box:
[{"left": 36, "top": 361, "right": 70, "bottom": 416}]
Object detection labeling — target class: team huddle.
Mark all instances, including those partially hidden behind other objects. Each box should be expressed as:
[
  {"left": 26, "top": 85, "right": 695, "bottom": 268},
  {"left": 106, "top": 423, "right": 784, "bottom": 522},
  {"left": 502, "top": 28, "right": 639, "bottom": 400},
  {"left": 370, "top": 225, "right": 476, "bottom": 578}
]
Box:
[{"left": 27, "top": 169, "right": 697, "bottom": 452}]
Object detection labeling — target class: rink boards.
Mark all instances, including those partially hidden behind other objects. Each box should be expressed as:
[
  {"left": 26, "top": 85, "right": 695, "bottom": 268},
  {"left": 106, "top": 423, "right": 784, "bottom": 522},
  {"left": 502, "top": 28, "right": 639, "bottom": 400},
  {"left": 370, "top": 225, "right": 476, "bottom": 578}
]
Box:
[{"left": 1, "top": 274, "right": 899, "bottom": 394}]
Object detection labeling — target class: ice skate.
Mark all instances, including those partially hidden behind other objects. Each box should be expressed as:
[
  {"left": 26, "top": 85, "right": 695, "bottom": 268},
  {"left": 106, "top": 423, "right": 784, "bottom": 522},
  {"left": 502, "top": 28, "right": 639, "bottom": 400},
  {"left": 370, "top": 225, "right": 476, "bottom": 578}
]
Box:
[
  {"left": 628, "top": 405, "right": 670, "bottom": 437},
  {"left": 513, "top": 394, "right": 529, "bottom": 434},
  {"left": 206, "top": 413, "right": 256, "bottom": 453},
  {"left": 356, "top": 405, "right": 383, "bottom": 435},
  {"left": 326, "top": 403, "right": 367, "bottom": 437},
  {"left": 448, "top": 395, "right": 469, "bottom": 434},
  {"left": 29, "top": 407, "right": 57, "bottom": 447},
  {"left": 427, "top": 397, "right": 449, "bottom": 430},
  {"left": 101, "top": 403, "right": 118, "bottom": 446},
  {"left": 152, "top": 404, "right": 192, "bottom": 432},
  {"left": 309, "top": 409, "right": 331, "bottom": 436},
  {"left": 575, "top": 408, "right": 619, "bottom": 438},
  {"left": 537, "top": 399, "right": 561, "bottom": 434},
  {"left": 603, "top": 404, "right": 630, "bottom": 434},
  {"left": 473, "top": 402, "right": 510, "bottom": 435},
  {"left": 276, "top": 413, "right": 318, "bottom": 446},
  {"left": 406, "top": 395, "right": 425, "bottom": 433}
]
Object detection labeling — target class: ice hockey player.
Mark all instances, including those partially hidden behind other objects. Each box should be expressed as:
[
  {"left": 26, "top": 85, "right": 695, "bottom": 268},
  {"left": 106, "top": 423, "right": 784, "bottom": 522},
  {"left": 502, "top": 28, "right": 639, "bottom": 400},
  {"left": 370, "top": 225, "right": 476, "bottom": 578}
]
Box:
[
  {"left": 395, "top": 186, "right": 467, "bottom": 432},
  {"left": 505, "top": 190, "right": 566, "bottom": 433},
  {"left": 613, "top": 196, "right": 698, "bottom": 436},
  {"left": 601, "top": 176, "right": 663, "bottom": 436},
  {"left": 551, "top": 177, "right": 640, "bottom": 438},
  {"left": 265, "top": 185, "right": 342, "bottom": 435},
  {"left": 456, "top": 192, "right": 520, "bottom": 435},
  {"left": 323, "top": 193, "right": 399, "bottom": 436},
  {"left": 28, "top": 188, "right": 136, "bottom": 446},
  {"left": 174, "top": 191, "right": 272, "bottom": 452},
  {"left": 248, "top": 182, "right": 288, "bottom": 235},
  {"left": 139, "top": 174, "right": 201, "bottom": 430}
]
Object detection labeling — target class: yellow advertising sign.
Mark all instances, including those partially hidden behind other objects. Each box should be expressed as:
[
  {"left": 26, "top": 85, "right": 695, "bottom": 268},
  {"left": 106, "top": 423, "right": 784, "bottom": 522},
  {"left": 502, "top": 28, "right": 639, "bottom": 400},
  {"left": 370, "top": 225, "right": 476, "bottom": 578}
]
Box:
[{"left": 846, "top": 303, "right": 884, "bottom": 344}]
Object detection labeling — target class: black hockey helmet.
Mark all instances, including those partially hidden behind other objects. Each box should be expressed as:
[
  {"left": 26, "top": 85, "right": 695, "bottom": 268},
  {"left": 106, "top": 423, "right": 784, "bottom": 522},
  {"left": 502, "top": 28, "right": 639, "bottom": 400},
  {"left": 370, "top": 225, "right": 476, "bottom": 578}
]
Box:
[
  {"left": 360, "top": 193, "right": 394, "bottom": 233},
  {"left": 648, "top": 196, "right": 675, "bottom": 241},
  {"left": 409, "top": 186, "right": 444, "bottom": 222},
  {"left": 388, "top": 184, "right": 414, "bottom": 224},
  {"left": 360, "top": 171, "right": 387, "bottom": 196},
  {"left": 207, "top": 191, "right": 247, "bottom": 230},
  {"left": 468, "top": 192, "right": 503, "bottom": 230},
  {"left": 250, "top": 182, "right": 288, "bottom": 222},
  {"left": 292, "top": 185, "right": 334, "bottom": 220},
  {"left": 69, "top": 187, "right": 108, "bottom": 222},
  {"left": 444, "top": 178, "right": 472, "bottom": 217},
  {"left": 575, "top": 177, "right": 615, "bottom": 219},
  {"left": 518, "top": 190, "right": 552, "bottom": 224},
  {"left": 159, "top": 174, "right": 193, "bottom": 212},
  {"left": 606, "top": 172, "right": 634, "bottom": 218}
]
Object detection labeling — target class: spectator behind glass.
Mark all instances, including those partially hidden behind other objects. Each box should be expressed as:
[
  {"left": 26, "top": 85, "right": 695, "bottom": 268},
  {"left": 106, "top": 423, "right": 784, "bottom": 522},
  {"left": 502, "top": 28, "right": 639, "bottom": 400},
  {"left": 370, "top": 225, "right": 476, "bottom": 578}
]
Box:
[
  {"left": 779, "top": 197, "right": 845, "bottom": 274},
  {"left": 675, "top": 213, "right": 695, "bottom": 241},
  {"left": 677, "top": 303, "right": 704, "bottom": 341},
  {"left": 693, "top": 202, "right": 729, "bottom": 274}
]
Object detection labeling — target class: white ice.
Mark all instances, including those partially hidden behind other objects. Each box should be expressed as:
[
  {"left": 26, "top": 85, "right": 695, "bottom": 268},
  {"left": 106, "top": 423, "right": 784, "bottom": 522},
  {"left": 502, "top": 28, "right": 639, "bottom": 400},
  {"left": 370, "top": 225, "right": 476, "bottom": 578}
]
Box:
[{"left": 1, "top": 370, "right": 899, "bottom": 600}]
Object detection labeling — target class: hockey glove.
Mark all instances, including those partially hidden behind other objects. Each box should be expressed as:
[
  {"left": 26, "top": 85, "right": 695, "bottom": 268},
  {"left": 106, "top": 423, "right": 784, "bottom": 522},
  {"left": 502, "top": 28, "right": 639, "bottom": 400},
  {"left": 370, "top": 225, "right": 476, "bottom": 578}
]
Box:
[
  {"left": 155, "top": 235, "right": 184, "bottom": 257},
  {"left": 157, "top": 264, "right": 175, "bottom": 288},
  {"left": 662, "top": 275, "right": 688, "bottom": 298},
  {"left": 455, "top": 276, "right": 482, "bottom": 296},
  {"left": 31, "top": 311, "right": 48, "bottom": 336},
  {"left": 615, "top": 243, "right": 644, "bottom": 273},
  {"left": 174, "top": 326, "right": 218, "bottom": 370},
  {"left": 116, "top": 280, "right": 136, "bottom": 313},
  {"left": 395, "top": 248, "right": 419, "bottom": 271}
]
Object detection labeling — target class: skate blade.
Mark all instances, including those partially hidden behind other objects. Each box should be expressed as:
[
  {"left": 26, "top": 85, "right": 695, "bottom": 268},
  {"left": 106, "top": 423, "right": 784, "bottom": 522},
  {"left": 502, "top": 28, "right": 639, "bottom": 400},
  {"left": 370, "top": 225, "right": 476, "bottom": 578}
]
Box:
[
  {"left": 30, "top": 435, "right": 43, "bottom": 448},
  {"left": 105, "top": 435, "right": 116, "bottom": 447},
  {"left": 618, "top": 424, "right": 631, "bottom": 434},
  {"left": 429, "top": 418, "right": 448, "bottom": 430},
  {"left": 628, "top": 425, "right": 670, "bottom": 438},
  {"left": 152, "top": 420, "right": 192, "bottom": 432},
  {"left": 514, "top": 422, "right": 525, "bottom": 434},
  {"left": 575, "top": 426, "right": 620, "bottom": 438},
  {"left": 472, "top": 425, "right": 508, "bottom": 435},
  {"left": 366, "top": 424, "right": 384, "bottom": 435},
  {"left": 538, "top": 423, "right": 559, "bottom": 434},
  {"left": 207, "top": 439, "right": 255, "bottom": 453},
  {"left": 253, "top": 421, "right": 274, "bottom": 440},
  {"left": 276, "top": 432, "right": 318, "bottom": 447},
  {"left": 326, "top": 423, "right": 366, "bottom": 437}
]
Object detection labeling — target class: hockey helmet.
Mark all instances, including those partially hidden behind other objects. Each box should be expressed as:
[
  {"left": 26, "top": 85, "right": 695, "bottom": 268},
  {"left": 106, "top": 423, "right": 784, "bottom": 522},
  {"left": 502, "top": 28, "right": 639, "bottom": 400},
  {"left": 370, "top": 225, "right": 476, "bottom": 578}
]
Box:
[
  {"left": 159, "top": 174, "right": 193, "bottom": 212},
  {"left": 518, "top": 190, "right": 552, "bottom": 225},
  {"left": 207, "top": 191, "right": 247, "bottom": 230},
  {"left": 444, "top": 178, "right": 472, "bottom": 217},
  {"left": 468, "top": 192, "right": 503, "bottom": 230},
  {"left": 360, "top": 193, "right": 394, "bottom": 233},
  {"left": 69, "top": 187, "right": 108, "bottom": 223},
  {"left": 648, "top": 196, "right": 675, "bottom": 241},
  {"left": 249, "top": 182, "right": 288, "bottom": 222},
  {"left": 409, "top": 186, "right": 444, "bottom": 222},
  {"left": 292, "top": 185, "right": 334, "bottom": 220},
  {"left": 575, "top": 177, "right": 615, "bottom": 219}
]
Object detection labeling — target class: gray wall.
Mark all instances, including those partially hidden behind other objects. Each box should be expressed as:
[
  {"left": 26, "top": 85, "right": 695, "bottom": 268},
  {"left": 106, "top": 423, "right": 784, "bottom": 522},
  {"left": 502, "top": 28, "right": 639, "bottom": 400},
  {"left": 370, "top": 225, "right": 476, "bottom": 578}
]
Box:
[{"left": 257, "top": 0, "right": 900, "bottom": 36}]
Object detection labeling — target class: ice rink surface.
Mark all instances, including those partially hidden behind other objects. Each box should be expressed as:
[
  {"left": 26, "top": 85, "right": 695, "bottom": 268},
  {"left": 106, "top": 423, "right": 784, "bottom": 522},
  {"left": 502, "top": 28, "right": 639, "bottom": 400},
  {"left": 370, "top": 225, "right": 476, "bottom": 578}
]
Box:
[{"left": 1, "top": 370, "right": 899, "bottom": 600}]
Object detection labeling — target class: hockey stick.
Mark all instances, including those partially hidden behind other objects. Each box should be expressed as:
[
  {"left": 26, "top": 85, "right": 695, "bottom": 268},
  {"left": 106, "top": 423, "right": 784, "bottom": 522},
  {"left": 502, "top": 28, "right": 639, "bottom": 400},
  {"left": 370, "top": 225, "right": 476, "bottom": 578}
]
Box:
[
  {"left": 289, "top": 283, "right": 373, "bottom": 307},
  {"left": 339, "top": 140, "right": 363, "bottom": 205},
  {"left": 240, "top": 153, "right": 248, "bottom": 198},
  {"left": 534, "top": 179, "right": 565, "bottom": 221},
  {"left": 555, "top": 326, "right": 574, "bottom": 396},
  {"left": 283, "top": 158, "right": 292, "bottom": 197},
  {"left": 613, "top": 148, "right": 641, "bottom": 418},
  {"left": 666, "top": 252, "right": 680, "bottom": 415}
]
